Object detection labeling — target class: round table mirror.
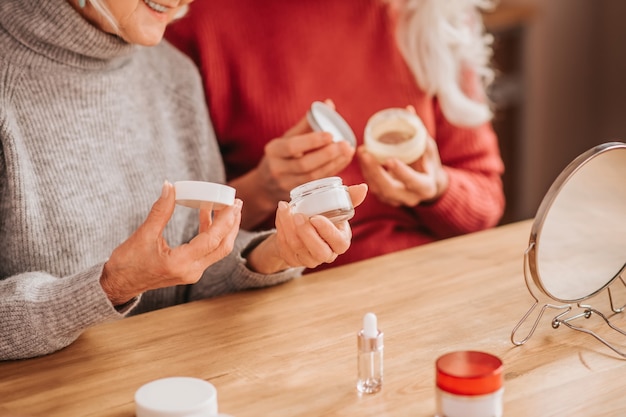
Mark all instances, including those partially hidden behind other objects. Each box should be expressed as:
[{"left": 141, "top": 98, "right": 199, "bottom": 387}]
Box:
[{"left": 512, "top": 141, "right": 626, "bottom": 354}]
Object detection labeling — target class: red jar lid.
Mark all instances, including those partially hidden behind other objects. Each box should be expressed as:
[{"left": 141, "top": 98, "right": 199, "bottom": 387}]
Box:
[{"left": 436, "top": 351, "right": 503, "bottom": 396}]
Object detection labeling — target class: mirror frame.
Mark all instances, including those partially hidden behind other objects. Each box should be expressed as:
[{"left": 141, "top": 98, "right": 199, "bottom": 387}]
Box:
[
  {"left": 527, "top": 141, "right": 626, "bottom": 303},
  {"left": 512, "top": 141, "right": 626, "bottom": 357}
]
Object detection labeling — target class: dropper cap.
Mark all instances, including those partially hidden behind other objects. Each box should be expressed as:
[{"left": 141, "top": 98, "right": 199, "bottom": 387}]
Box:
[
  {"left": 363, "top": 312, "right": 378, "bottom": 339},
  {"left": 358, "top": 312, "right": 383, "bottom": 352}
]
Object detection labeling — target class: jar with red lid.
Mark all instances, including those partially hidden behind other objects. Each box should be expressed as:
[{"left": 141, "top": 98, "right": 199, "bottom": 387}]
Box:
[{"left": 435, "top": 350, "right": 504, "bottom": 417}]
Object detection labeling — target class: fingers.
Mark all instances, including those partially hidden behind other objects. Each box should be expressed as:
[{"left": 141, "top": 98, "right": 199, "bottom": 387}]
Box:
[
  {"left": 385, "top": 159, "right": 433, "bottom": 190},
  {"left": 275, "top": 202, "right": 354, "bottom": 268},
  {"left": 185, "top": 199, "right": 242, "bottom": 263},
  {"left": 283, "top": 114, "right": 314, "bottom": 137},
  {"left": 347, "top": 183, "right": 368, "bottom": 208},
  {"left": 274, "top": 203, "right": 312, "bottom": 266},
  {"left": 198, "top": 203, "right": 214, "bottom": 233},
  {"left": 276, "top": 202, "right": 336, "bottom": 268},
  {"left": 284, "top": 142, "right": 354, "bottom": 183},
  {"left": 265, "top": 131, "right": 334, "bottom": 159},
  {"left": 356, "top": 146, "right": 399, "bottom": 193},
  {"left": 323, "top": 98, "right": 336, "bottom": 110},
  {"left": 278, "top": 141, "right": 354, "bottom": 175},
  {"left": 383, "top": 160, "right": 435, "bottom": 205},
  {"left": 386, "top": 137, "right": 447, "bottom": 201},
  {"left": 356, "top": 147, "right": 426, "bottom": 207},
  {"left": 309, "top": 215, "right": 352, "bottom": 255},
  {"left": 262, "top": 138, "right": 355, "bottom": 193},
  {"left": 140, "top": 181, "right": 176, "bottom": 235}
]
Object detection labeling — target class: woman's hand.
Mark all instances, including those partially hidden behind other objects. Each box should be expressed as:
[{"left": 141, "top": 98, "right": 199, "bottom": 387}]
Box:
[
  {"left": 246, "top": 184, "right": 368, "bottom": 274},
  {"left": 356, "top": 136, "right": 449, "bottom": 207},
  {"left": 259, "top": 117, "right": 355, "bottom": 198},
  {"left": 230, "top": 101, "right": 355, "bottom": 229},
  {"left": 100, "top": 182, "right": 242, "bottom": 306}
]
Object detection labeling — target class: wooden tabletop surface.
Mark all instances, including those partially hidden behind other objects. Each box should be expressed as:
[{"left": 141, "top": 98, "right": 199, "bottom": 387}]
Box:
[{"left": 2, "top": 219, "right": 626, "bottom": 417}]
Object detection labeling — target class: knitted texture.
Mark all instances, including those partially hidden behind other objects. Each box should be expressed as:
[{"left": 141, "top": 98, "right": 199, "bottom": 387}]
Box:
[
  {"left": 165, "top": 0, "right": 506, "bottom": 271},
  {"left": 0, "top": 0, "right": 298, "bottom": 360}
]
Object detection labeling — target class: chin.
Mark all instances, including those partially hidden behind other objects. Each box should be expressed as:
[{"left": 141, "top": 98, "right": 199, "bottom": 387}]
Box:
[
  {"left": 138, "top": 37, "right": 163, "bottom": 47},
  {"left": 127, "top": 28, "right": 167, "bottom": 46}
]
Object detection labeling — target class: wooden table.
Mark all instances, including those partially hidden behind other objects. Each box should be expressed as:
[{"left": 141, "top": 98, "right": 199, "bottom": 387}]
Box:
[{"left": 2, "top": 220, "right": 626, "bottom": 417}]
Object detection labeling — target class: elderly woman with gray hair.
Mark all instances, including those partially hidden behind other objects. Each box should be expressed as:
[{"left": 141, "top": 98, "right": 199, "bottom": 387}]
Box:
[{"left": 0, "top": 0, "right": 367, "bottom": 360}]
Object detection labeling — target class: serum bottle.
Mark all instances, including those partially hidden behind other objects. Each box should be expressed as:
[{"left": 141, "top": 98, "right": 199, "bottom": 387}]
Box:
[{"left": 357, "top": 312, "right": 383, "bottom": 394}]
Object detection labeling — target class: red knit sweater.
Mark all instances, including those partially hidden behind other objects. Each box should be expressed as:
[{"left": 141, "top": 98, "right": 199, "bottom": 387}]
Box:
[{"left": 166, "top": 0, "right": 505, "bottom": 271}]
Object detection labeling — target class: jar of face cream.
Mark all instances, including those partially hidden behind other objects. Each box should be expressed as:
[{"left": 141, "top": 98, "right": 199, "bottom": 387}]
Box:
[
  {"left": 135, "top": 377, "right": 218, "bottom": 417},
  {"left": 363, "top": 108, "right": 428, "bottom": 164},
  {"left": 289, "top": 177, "right": 354, "bottom": 224},
  {"left": 435, "top": 351, "right": 504, "bottom": 417}
]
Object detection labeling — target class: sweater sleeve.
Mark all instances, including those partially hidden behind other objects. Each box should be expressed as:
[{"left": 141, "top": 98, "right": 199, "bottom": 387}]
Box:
[
  {"left": 0, "top": 231, "right": 300, "bottom": 361},
  {"left": 0, "top": 263, "right": 135, "bottom": 361},
  {"left": 412, "top": 99, "right": 505, "bottom": 239},
  {"left": 187, "top": 229, "right": 304, "bottom": 302}
]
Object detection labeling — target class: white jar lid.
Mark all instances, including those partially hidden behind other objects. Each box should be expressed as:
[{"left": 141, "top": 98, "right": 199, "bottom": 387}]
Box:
[
  {"left": 135, "top": 377, "right": 218, "bottom": 417},
  {"left": 174, "top": 181, "right": 236, "bottom": 210},
  {"left": 307, "top": 101, "right": 357, "bottom": 148}
]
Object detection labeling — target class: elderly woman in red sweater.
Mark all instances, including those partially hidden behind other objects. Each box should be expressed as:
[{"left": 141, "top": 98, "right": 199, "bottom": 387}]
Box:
[{"left": 166, "top": 0, "right": 505, "bottom": 271}]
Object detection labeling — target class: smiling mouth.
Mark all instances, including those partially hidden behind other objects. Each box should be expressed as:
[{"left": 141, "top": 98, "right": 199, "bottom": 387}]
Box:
[{"left": 143, "top": 0, "right": 169, "bottom": 13}]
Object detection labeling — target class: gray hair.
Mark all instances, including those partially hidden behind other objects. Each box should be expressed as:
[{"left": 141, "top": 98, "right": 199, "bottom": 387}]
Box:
[{"left": 394, "top": 0, "right": 496, "bottom": 126}]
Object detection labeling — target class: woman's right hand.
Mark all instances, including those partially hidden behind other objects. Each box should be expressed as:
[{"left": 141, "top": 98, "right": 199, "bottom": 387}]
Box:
[
  {"left": 258, "top": 115, "right": 355, "bottom": 199},
  {"left": 245, "top": 183, "right": 368, "bottom": 274},
  {"left": 230, "top": 102, "right": 355, "bottom": 229},
  {"left": 100, "top": 181, "right": 242, "bottom": 306}
]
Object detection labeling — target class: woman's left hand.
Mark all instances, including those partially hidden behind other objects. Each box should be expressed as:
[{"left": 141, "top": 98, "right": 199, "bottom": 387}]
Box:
[
  {"left": 246, "top": 184, "right": 368, "bottom": 273},
  {"left": 356, "top": 136, "right": 448, "bottom": 207}
]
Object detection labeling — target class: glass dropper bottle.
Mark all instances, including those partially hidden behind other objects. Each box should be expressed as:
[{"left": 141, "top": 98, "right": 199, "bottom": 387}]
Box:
[{"left": 356, "top": 312, "right": 383, "bottom": 394}]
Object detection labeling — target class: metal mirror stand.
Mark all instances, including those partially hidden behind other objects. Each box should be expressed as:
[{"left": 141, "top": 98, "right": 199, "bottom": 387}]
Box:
[{"left": 511, "top": 245, "right": 626, "bottom": 357}]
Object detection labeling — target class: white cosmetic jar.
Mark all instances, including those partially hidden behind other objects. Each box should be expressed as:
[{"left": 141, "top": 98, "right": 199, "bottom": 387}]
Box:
[
  {"left": 135, "top": 377, "right": 218, "bottom": 417},
  {"left": 363, "top": 108, "right": 428, "bottom": 164},
  {"left": 289, "top": 177, "right": 354, "bottom": 224}
]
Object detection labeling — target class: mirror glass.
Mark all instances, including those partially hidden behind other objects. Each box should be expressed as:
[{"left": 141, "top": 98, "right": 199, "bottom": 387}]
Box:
[{"left": 529, "top": 142, "right": 626, "bottom": 302}]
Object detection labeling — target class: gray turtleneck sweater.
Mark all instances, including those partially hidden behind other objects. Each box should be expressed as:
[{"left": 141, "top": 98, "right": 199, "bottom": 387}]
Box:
[{"left": 0, "top": 0, "right": 300, "bottom": 360}]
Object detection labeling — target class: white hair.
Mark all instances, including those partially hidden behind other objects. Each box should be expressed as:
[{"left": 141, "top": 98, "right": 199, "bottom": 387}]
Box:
[{"left": 393, "top": 0, "right": 497, "bottom": 126}]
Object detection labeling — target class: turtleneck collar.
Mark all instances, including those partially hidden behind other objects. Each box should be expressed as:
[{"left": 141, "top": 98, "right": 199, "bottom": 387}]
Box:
[{"left": 0, "top": 0, "right": 137, "bottom": 70}]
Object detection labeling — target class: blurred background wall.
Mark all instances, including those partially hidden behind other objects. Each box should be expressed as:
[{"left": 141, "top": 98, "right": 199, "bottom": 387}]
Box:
[{"left": 487, "top": 0, "right": 626, "bottom": 223}]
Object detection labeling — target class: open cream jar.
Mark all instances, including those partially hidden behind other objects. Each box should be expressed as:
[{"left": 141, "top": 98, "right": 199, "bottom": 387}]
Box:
[{"left": 363, "top": 108, "right": 428, "bottom": 164}]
